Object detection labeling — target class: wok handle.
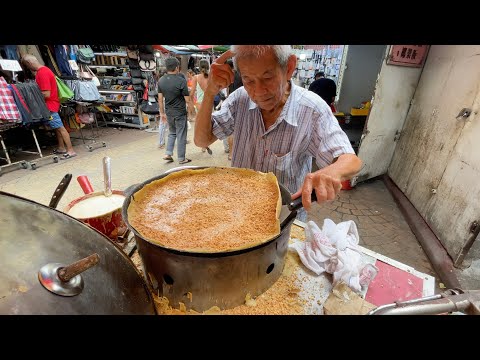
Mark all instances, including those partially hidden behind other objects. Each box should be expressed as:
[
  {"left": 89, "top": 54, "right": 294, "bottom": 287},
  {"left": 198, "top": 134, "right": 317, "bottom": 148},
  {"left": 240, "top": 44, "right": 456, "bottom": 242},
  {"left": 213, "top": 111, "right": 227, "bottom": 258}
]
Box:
[
  {"left": 57, "top": 253, "right": 100, "bottom": 282},
  {"left": 49, "top": 174, "right": 72, "bottom": 209},
  {"left": 77, "top": 175, "right": 94, "bottom": 195},
  {"left": 288, "top": 191, "right": 318, "bottom": 212}
]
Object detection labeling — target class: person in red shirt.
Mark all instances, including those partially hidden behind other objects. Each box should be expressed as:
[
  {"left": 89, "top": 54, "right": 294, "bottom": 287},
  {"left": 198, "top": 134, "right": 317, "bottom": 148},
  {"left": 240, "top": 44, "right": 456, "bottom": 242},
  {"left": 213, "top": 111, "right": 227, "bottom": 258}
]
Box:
[{"left": 22, "top": 54, "right": 76, "bottom": 158}]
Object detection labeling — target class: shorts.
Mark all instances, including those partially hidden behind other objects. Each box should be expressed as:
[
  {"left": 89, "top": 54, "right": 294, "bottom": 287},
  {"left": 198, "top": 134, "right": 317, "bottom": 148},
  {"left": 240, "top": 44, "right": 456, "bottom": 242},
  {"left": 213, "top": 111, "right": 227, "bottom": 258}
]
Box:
[{"left": 46, "top": 112, "right": 64, "bottom": 130}]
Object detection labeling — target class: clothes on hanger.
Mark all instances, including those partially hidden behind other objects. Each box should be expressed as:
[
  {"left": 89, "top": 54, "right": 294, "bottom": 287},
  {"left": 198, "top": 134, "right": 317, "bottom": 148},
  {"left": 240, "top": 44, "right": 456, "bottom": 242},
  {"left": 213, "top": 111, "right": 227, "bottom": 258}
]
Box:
[
  {"left": 9, "top": 84, "right": 34, "bottom": 124},
  {"left": 0, "top": 77, "right": 21, "bottom": 122},
  {"left": 0, "top": 45, "right": 19, "bottom": 60},
  {"left": 38, "top": 45, "right": 61, "bottom": 77},
  {"left": 15, "top": 82, "right": 51, "bottom": 121},
  {"left": 54, "top": 45, "right": 74, "bottom": 77}
]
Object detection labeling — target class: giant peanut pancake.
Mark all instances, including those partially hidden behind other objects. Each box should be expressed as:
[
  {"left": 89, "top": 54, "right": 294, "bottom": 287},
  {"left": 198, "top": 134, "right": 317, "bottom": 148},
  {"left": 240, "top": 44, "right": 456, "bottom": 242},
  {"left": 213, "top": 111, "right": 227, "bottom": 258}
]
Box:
[{"left": 127, "top": 168, "right": 282, "bottom": 253}]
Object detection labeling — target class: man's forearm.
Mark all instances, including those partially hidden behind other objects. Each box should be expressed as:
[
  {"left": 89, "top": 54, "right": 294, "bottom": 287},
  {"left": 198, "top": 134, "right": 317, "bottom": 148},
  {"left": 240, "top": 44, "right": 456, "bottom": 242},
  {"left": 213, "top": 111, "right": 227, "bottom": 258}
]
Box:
[
  {"left": 194, "top": 92, "right": 217, "bottom": 148},
  {"left": 158, "top": 95, "right": 165, "bottom": 114},
  {"left": 317, "top": 154, "right": 362, "bottom": 180}
]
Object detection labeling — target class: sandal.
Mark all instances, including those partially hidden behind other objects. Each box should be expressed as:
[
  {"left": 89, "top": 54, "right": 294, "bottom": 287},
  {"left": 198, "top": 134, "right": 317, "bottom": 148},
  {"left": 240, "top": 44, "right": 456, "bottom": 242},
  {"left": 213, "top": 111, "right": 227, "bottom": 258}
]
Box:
[
  {"left": 163, "top": 155, "right": 174, "bottom": 163},
  {"left": 60, "top": 153, "right": 77, "bottom": 160},
  {"left": 178, "top": 158, "right": 192, "bottom": 164}
]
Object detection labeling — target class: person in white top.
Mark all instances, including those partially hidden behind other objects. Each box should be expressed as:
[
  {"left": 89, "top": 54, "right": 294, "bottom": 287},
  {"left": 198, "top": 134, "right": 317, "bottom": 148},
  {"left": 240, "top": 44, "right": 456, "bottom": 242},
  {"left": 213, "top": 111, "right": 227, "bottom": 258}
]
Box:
[
  {"left": 194, "top": 45, "right": 362, "bottom": 220},
  {"left": 190, "top": 59, "right": 210, "bottom": 152}
]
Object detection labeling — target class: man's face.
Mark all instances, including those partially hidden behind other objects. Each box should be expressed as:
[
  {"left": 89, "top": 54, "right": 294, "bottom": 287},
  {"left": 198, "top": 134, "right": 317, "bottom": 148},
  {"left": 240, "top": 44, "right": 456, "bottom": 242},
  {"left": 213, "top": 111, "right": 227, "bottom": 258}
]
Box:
[
  {"left": 238, "top": 49, "right": 295, "bottom": 111},
  {"left": 23, "top": 60, "right": 35, "bottom": 73}
]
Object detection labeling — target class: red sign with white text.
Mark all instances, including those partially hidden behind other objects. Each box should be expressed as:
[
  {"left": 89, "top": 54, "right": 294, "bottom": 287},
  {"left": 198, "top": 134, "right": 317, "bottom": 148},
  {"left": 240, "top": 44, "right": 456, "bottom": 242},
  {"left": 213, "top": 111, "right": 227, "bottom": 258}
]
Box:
[{"left": 387, "top": 45, "right": 429, "bottom": 67}]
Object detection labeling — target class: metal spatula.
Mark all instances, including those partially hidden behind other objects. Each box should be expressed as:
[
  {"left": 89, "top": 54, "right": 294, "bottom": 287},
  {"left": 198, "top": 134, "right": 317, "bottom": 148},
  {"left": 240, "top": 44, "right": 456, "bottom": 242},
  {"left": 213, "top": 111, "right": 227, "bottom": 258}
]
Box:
[{"left": 103, "top": 156, "right": 112, "bottom": 197}]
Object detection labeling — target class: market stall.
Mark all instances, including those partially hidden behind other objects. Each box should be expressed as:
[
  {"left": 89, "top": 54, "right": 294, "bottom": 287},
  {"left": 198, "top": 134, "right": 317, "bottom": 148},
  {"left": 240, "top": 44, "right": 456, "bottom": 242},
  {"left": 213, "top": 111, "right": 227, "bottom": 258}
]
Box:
[{"left": 130, "top": 220, "right": 436, "bottom": 315}]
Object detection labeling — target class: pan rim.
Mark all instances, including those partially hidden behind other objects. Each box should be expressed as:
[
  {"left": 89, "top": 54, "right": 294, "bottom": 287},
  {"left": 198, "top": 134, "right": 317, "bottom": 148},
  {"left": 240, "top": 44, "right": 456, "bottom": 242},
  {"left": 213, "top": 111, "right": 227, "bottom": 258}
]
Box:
[{"left": 122, "top": 166, "right": 296, "bottom": 257}]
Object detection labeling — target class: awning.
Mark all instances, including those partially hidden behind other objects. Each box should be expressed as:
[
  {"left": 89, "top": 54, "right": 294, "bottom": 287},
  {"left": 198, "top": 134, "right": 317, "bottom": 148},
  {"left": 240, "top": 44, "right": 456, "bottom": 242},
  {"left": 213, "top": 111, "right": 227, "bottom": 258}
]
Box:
[
  {"left": 153, "top": 45, "right": 195, "bottom": 55},
  {"left": 214, "top": 45, "right": 230, "bottom": 52},
  {"left": 198, "top": 45, "right": 231, "bottom": 52},
  {"left": 153, "top": 45, "right": 229, "bottom": 55}
]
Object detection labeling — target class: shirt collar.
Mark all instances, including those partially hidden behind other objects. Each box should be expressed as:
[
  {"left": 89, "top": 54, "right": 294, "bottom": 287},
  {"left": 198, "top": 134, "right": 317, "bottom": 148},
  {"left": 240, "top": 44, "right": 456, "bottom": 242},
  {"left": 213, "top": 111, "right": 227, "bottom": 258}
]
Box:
[{"left": 247, "top": 81, "right": 299, "bottom": 127}]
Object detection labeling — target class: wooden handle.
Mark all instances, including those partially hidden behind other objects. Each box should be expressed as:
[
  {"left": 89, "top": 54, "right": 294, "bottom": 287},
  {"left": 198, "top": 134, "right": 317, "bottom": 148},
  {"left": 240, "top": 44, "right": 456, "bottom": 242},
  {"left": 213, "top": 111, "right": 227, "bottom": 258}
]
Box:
[{"left": 57, "top": 253, "right": 100, "bottom": 282}]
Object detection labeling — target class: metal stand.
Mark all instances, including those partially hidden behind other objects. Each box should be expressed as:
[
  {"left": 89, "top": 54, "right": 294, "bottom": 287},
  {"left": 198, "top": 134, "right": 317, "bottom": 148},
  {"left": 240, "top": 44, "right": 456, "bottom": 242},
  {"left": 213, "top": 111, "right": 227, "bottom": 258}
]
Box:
[
  {"left": 71, "top": 113, "right": 106, "bottom": 152},
  {"left": 27, "top": 129, "right": 59, "bottom": 170},
  {"left": 0, "top": 129, "right": 28, "bottom": 175},
  {"left": 0, "top": 124, "right": 58, "bottom": 174},
  {"left": 62, "top": 103, "right": 107, "bottom": 152}
]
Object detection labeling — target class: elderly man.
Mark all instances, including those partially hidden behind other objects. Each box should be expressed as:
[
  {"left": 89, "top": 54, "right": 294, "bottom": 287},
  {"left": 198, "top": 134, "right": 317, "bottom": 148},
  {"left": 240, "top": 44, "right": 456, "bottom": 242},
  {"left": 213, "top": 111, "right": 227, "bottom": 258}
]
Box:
[{"left": 194, "top": 45, "right": 361, "bottom": 220}]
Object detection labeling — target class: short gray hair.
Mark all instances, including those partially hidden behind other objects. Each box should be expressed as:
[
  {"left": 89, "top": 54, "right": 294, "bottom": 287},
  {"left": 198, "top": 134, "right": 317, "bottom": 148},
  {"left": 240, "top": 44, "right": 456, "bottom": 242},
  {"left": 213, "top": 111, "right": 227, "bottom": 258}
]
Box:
[
  {"left": 231, "top": 45, "right": 293, "bottom": 70},
  {"left": 21, "top": 54, "right": 40, "bottom": 66}
]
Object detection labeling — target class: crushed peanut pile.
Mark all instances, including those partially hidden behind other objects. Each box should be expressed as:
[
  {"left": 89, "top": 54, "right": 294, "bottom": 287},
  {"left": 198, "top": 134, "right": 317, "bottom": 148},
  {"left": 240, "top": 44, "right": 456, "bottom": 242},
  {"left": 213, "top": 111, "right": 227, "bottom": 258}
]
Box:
[{"left": 133, "top": 224, "right": 310, "bottom": 315}]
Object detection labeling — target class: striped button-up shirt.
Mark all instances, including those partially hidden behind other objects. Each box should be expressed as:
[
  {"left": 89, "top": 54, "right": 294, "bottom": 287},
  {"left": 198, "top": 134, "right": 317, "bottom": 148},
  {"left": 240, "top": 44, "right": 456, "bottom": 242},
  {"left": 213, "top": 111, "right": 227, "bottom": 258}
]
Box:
[{"left": 212, "top": 82, "right": 354, "bottom": 219}]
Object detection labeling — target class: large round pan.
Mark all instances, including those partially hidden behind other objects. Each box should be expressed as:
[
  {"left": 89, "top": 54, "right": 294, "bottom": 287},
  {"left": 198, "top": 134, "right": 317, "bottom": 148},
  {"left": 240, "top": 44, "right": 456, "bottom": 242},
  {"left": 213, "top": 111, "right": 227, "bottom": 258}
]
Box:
[
  {"left": 0, "top": 191, "right": 156, "bottom": 315},
  {"left": 122, "top": 166, "right": 298, "bottom": 312}
]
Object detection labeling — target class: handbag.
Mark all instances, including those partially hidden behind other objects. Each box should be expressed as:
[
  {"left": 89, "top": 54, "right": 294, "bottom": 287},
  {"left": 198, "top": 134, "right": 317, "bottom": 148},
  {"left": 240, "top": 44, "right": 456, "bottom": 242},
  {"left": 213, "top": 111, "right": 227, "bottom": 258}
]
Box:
[
  {"left": 128, "top": 58, "right": 140, "bottom": 69},
  {"left": 139, "top": 45, "right": 153, "bottom": 54},
  {"left": 55, "top": 76, "right": 74, "bottom": 103},
  {"left": 147, "top": 77, "right": 158, "bottom": 97},
  {"left": 79, "top": 64, "right": 100, "bottom": 87},
  {"left": 139, "top": 59, "right": 156, "bottom": 71},
  {"left": 139, "top": 52, "right": 155, "bottom": 61},
  {"left": 130, "top": 69, "right": 142, "bottom": 78},
  {"left": 140, "top": 100, "right": 159, "bottom": 115},
  {"left": 77, "top": 45, "right": 95, "bottom": 64},
  {"left": 73, "top": 80, "right": 102, "bottom": 102},
  {"left": 78, "top": 63, "right": 92, "bottom": 80},
  {"left": 77, "top": 112, "right": 95, "bottom": 124}
]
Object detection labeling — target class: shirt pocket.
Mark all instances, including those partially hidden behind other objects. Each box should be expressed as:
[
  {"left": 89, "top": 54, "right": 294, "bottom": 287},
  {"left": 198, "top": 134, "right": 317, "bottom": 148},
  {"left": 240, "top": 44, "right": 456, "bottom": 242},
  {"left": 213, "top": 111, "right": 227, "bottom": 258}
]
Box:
[{"left": 272, "top": 151, "right": 293, "bottom": 171}]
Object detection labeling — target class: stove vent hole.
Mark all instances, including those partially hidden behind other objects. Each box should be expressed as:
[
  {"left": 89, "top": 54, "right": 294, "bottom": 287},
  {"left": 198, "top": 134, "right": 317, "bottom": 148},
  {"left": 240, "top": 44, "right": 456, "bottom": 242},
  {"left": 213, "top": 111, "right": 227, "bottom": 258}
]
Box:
[
  {"left": 266, "top": 263, "right": 275, "bottom": 274},
  {"left": 163, "top": 274, "right": 174, "bottom": 285}
]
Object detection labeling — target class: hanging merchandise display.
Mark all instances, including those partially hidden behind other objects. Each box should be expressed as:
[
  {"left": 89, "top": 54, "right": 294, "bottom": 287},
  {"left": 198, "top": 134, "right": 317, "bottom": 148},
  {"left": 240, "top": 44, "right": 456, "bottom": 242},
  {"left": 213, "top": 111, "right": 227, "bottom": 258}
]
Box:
[
  {"left": 292, "top": 45, "right": 345, "bottom": 89},
  {"left": 55, "top": 76, "right": 74, "bottom": 103},
  {"left": 77, "top": 45, "right": 95, "bottom": 64}
]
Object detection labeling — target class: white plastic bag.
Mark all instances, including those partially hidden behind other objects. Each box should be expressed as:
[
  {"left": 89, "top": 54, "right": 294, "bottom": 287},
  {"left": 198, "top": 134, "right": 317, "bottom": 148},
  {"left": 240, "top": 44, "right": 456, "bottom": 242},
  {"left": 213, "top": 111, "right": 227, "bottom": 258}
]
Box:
[{"left": 289, "top": 219, "right": 378, "bottom": 293}]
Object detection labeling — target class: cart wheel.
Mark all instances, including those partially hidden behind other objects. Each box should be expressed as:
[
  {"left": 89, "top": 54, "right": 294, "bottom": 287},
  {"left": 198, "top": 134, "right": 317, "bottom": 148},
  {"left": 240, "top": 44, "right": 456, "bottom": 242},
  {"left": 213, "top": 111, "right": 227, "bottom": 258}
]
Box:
[
  {"left": 31, "top": 163, "right": 37, "bottom": 170},
  {"left": 88, "top": 146, "right": 93, "bottom": 152},
  {"left": 21, "top": 161, "right": 28, "bottom": 169},
  {"left": 53, "top": 156, "right": 59, "bottom": 163},
  {"left": 102, "top": 142, "right": 106, "bottom": 147}
]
